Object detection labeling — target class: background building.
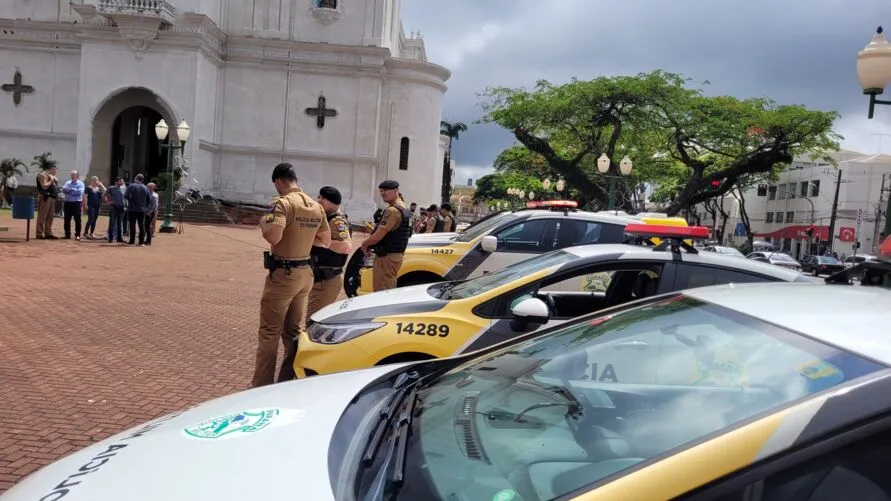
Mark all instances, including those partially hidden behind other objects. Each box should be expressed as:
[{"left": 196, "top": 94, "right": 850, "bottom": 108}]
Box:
[
  {"left": 694, "top": 149, "right": 891, "bottom": 258},
  {"left": 0, "top": 0, "right": 450, "bottom": 218}
]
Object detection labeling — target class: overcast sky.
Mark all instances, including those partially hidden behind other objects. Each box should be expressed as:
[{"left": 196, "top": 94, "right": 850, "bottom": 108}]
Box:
[{"left": 402, "top": 0, "right": 891, "bottom": 185}]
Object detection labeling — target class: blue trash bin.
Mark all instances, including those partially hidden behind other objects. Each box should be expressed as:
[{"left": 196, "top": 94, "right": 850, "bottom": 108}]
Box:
[{"left": 12, "top": 195, "right": 35, "bottom": 219}]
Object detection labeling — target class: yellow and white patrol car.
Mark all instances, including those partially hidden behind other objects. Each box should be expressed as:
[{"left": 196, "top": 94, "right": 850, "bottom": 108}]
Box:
[
  {"left": 295, "top": 225, "right": 811, "bottom": 378},
  {"left": 9, "top": 284, "right": 891, "bottom": 501},
  {"left": 346, "top": 201, "right": 690, "bottom": 296}
]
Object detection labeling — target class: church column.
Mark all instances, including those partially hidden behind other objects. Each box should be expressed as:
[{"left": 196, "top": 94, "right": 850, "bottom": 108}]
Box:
[{"left": 364, "top": 0, "right": 385, "bottom": 46}]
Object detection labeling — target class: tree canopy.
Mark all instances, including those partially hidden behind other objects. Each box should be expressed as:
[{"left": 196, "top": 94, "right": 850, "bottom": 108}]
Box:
[{"left": 477, "top": 70, "right": 842, "bottom": 215}]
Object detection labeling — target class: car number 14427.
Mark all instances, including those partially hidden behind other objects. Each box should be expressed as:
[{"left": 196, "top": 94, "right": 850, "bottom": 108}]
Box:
[
  {"left": 395, "top": 322, "right": 449, "bottom": 337},
  {"left": 431, "top": 248, "right": 454, "bottom": 255}
]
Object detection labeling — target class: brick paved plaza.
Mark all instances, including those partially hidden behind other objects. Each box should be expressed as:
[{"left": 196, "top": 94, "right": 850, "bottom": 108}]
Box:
[{"left": 0, "top": 211, "right": 360, "bottom": 492}]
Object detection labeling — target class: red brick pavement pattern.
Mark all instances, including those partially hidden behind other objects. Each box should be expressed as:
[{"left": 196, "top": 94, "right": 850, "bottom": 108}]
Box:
[{"left": 0, "top": 211, "right": 364, "bottom": 492}]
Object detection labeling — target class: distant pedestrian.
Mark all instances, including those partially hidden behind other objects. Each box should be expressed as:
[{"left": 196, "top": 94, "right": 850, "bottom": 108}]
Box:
[
  {"left": 124, "top": 174, "right": 152, "bottom": 246},
  {"left": 84, "top": 176, "right": 106, "bottom": 239},
  {"left": 104, "top": 177, "right": 126, "bottom": 243},
  {"left": 61, "top": 170, "right": 85, "bottom": 241}
]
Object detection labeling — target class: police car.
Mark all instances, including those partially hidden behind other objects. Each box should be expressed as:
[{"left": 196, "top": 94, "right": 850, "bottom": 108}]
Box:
[
  {"left": 345, "top": 201, "right": 690, "bottom": 296},
  {"left": 825, "top": 234, "right": 891, "bottom": 287},
  {"left": 294, "top": 224, "right": 810, "bottom": 378},
  {"left": 7, "top": 283, "right": 891, "bottom": 501}
]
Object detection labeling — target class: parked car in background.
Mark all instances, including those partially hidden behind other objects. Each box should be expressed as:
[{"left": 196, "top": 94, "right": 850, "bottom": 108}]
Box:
[
  {"left": 843, "top": 254, "right": 879, "bottom": 269},
  {"left": 746, "top": 251, "right": 802, "bottom": 271},
  {"left": 801, "top": 255, "right": 845, "bottom": 276},
  {"left": 702, "top": 245, "right": 745, "bottom": 257}
]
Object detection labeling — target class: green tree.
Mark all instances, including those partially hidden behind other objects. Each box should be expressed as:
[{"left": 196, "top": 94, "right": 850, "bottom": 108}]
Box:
[
  {"left": 440, "top": 120, "right": 468, "bottom": 203},
  {"left": 478, "top": 71, "right": 841, "bottom": 215},
  {"left": 31, "top": 152, "right": 57, "bottom": 172},
  {"left": 472, "top": 171, "right": 542, "bottom": 203}
]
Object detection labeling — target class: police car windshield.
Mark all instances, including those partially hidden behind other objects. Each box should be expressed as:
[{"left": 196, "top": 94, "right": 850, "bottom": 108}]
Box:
[
  {"left": 455, "top": 212, "right": 516, "bottom": 242},
  {"left": 396, "top": 295, "right": 884, "bottom": 500},
  {"left": 447, "top": 250, "right": 576, "bottom": 300}
]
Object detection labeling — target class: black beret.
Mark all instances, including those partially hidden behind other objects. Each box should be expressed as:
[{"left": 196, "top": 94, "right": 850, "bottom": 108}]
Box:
[
  {"left": 378, "top": 179, "right": 399, "bottom": 190},
  {"left": 319, "top": 186, "right": 342, "bottom": 205}
]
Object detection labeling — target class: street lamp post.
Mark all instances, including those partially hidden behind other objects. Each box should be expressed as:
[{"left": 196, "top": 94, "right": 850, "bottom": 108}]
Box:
[
  {"left": 596, "top": 153, "right": 633, "bottom": 211},
  {"left": 154, "top": 118, "right": 190, "bottom": 234},
  {"left": 857, "top": 27, "right": 891, "bottom": 239}
]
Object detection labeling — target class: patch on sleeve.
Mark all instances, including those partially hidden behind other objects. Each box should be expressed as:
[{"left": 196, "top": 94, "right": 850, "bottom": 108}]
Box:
[
  {"left": 266, "top": 213, "right": 276, "bottom": 222},
  {"left": 336, "top": 222, "right": 347, "bottom": 232}
]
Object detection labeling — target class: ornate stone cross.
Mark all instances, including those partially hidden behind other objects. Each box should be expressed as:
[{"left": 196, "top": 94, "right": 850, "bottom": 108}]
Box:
[
  {"left": 305, "top": 96, "right": 337, "bottom": 129},
  {"left": 2, "top": 70, "right": 34, "bottom": 106}
]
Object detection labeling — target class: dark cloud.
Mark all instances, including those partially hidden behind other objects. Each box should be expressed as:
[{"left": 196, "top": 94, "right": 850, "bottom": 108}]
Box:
[{"left": 402, "top": 0, "right": 891, "bottom": 180}]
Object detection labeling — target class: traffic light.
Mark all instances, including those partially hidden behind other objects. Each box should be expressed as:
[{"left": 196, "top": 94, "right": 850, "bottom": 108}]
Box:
[
  {"left": 711, "top": 180, "right": 721, "bottom": 188},
  {"left": 806, "top": 225, "right": 815, "bottom": 237}
]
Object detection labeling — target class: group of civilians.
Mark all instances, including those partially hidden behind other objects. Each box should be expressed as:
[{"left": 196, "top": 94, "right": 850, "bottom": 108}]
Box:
[{"left": 56, "top": 170, "right": 159, "bottom": 246}]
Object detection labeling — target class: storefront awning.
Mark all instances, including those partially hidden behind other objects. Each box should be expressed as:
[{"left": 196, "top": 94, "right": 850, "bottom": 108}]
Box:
[{"left": 755, "top": 225, "right": 857, "bottom": 242}]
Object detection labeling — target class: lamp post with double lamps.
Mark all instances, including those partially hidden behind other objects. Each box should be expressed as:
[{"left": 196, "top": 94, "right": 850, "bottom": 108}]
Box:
[
  {"left": 856, "top": 27, "right": 891, "bottom": 238},
  {"left": 596, "top": 154, "right": 633, "bottom": 211},
  {"left": 154, "top": 119, "right": 190, "bottom": 234}
]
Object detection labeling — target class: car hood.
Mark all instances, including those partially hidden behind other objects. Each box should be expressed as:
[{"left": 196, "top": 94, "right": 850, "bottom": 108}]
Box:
[
  {"left": 406, "top": 233, "right": 459, "bottom": 248},
  {"left": 311, "top": 283, "right": 447, "bottom": 323},
  {"left": 0, "top": 365, "right": 402, "bottom": 501}
]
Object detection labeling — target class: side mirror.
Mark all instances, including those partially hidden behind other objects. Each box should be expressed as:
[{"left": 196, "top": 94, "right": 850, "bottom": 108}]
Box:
[
  {"left": 480, "top": 235, "right": 498, "bottom": 253},
  {"left": 510, "top": 298, "right": 549, "bottom": 331}
]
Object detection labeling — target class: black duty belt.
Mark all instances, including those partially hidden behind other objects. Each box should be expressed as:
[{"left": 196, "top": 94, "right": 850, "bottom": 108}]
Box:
[{"left": 276, "top": 258, "right": 311, "bottom": 268}]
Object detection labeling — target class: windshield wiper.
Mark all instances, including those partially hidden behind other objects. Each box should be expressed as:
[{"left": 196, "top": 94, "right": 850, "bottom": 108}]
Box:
[
  {"left": 438, "top": 282, "right": 457, "bottom": 299},
  {"left": 361, "top": 371, "right": 419, "bottom": 465},
  {"left": 387, "top": 387, "right": 419, "bottom": 488}
]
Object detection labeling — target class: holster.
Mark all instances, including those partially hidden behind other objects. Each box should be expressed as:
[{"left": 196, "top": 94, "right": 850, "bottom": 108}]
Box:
[
  {"left": 263, "top": 251, "right": 277, "bottom": 272},
  {"left": 314, "top": 266, "right": 342, "bottom": 282},
  {"left": 372, "top": 245, "right": 387, "bottom": 257}
]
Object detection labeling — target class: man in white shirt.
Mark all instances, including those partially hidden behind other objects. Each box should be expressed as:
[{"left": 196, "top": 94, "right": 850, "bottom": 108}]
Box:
[{"left": 146, "top": 182, "right": 160, "bottom": 244}]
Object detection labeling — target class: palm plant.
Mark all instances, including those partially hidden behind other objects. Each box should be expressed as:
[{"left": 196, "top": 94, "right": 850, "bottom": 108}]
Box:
[
  {"left": 440, "top": 120, "right": 467, "bottom": 203},
  {"left": 0, "top": 157, "right": 27, "bottom": 207},
  {"left": 31, "top": 152, "right": 57, "bottom": 172}
]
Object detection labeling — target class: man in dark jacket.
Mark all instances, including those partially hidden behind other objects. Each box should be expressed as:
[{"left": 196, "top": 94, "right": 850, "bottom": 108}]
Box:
[{"left": 124, "top": 173, "right": 152, "bottom": 246}]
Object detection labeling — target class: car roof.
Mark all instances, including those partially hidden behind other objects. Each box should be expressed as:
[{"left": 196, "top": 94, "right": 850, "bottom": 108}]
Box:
[
  {"left": 560, "top": 243, "right": 805, "bottom": 280},
  {"left": 517, "top": 210, "right": 640, "bottom": 225},
  {"left": 684, "top": 282, "right": 891, "bottom": 364}
]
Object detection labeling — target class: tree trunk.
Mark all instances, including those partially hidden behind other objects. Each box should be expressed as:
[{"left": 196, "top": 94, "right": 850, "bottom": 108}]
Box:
[
  {"left": 441, "top": 138, "right": 453, "bottom": 204},
  {"left": 731, "top": 188, "right": 754, "bottom": 250}
]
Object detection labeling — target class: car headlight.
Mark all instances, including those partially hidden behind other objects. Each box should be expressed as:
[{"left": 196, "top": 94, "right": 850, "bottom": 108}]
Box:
[{"left": 307, "top": 321, "right": 385, "bottom": 344}]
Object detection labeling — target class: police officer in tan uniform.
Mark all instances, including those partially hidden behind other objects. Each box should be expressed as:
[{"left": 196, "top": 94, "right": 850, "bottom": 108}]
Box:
[
  {"left": 252, "top": 163, "right": 330, "bottom": 388},
  {"left": 35, "top": 165, "right": 59, "bottom": 239},
  {"left": 425, "top": 204, "right": 445, "bottom": 233},
  {"left": 360, "top": 180, "right": 412, "bottom": 291},
  {"left": 440, "top": 202, "right": 456, "bottom": 232},
  {"left": 307, "top": 186, "right": 352, "bottom": 319}
]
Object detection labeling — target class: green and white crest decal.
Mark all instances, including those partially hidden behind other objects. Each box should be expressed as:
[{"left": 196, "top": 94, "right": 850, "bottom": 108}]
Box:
[{"left": 183, "top": 408, "right": 280, "bottom": 439}]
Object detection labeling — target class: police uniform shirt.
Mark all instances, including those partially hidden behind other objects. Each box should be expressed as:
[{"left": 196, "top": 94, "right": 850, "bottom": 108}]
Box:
[
  {"left": 425, "top": 214, "right": 439, "bottom": 233},
  {"left": 380, "top": 200, "right": 407, "bottom": 234},
  {"left": 330, "top": 213, "right": 350, "bottom": 243},
  {"left": 267, "top": 188, "right": 328, "bottom": 259}
]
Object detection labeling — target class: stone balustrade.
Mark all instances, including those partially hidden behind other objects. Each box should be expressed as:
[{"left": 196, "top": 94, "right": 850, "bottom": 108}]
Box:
[{"left": 96, "top": 0, "right": 176, "bottom": 25}]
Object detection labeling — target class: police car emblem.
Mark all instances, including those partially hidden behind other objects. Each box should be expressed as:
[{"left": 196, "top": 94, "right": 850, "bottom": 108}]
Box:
[{"left": 183, "top": 408, "right": 280, "bottom": 439}]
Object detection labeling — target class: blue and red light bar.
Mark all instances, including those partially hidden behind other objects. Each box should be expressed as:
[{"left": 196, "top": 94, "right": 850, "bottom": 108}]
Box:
[
  {"left": 624, "top": 223, "right": 710, "bottom": 239},
  {"left": 525, "top": 200, "right": 578, "bottom": 209}
]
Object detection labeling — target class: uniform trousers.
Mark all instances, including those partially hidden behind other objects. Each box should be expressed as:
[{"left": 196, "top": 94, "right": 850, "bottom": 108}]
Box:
[
  {"left": 306, "top": 273, "right": 344, "bottom": 320},
  {"left": 373, "top": 253, "right": 404, "bottom": 291},
  {"left": 36, "top": 196, "right": 56, "bottom": 238},
  {"left": 252, "top": 266, "right": 313, "bottom": 387}
]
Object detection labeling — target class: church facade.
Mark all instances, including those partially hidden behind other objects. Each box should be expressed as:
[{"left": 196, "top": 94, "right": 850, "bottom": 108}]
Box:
[{"left": 0, "top": 0, "right": 451, "bottom": 216}]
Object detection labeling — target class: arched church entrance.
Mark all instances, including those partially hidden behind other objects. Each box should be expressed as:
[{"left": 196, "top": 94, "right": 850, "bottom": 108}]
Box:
[{"left": 90, "top": 87, "right": 177, "bottom": 185}]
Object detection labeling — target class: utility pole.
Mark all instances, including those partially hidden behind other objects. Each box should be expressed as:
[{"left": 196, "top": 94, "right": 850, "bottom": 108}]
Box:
[
  {"left": 827, "top": 168, "right": 843, "bottom": 254},
  {"left": 875, "top": 174, "right": 887, "bottom": 253}
]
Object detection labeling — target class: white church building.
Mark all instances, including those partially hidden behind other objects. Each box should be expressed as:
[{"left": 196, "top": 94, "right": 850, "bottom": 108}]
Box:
[{"left": 0, "top": 0, "right": 451, "bottom": 217}]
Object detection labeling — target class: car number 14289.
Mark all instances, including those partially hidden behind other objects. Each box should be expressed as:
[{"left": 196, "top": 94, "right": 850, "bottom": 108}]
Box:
[{"left": 395, "top": 322, "right": 449, "bottom": 337}]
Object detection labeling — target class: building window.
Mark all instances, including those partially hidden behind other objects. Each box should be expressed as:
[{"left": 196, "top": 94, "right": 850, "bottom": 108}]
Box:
[
  {"left": 398, "top": 137, "right": 409, "bottom": 171},
  {"left": 787, "top": 211, "right": 795, "bottom": 223},
  {"left": 768, "top": 185, "right": 777, "bottom": 200},
  {"left": 766, "top": 212, "right": 774, "bottom": 223},
  {"left": 315, "top": 0, "right": 337, "bottom": 8},
  {"left": 810, "top": 180, "right": 820, "bottom": 197},
  {"left": 800, "top": 181, "right": 809, "bottom": 197},
  {"left": 776, "top": 212, "right": 784, "bottom": 224}
]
